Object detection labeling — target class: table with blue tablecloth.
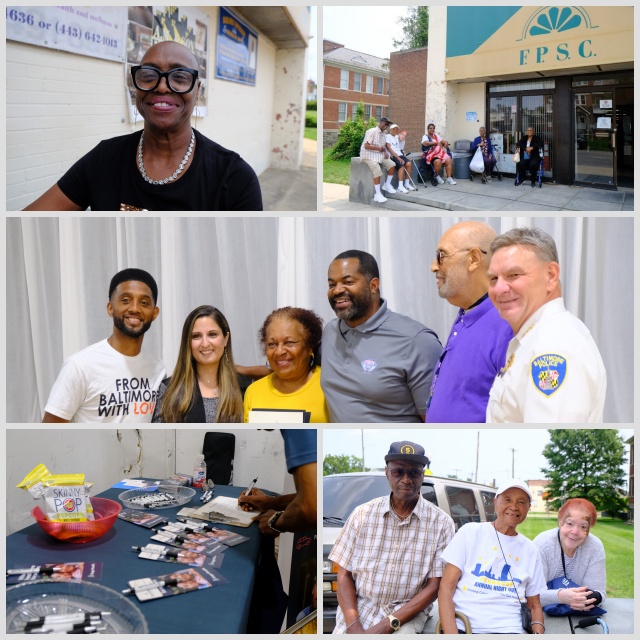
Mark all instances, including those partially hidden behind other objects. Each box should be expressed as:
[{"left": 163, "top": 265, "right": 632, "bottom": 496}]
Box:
[{"left": 6, "top": 482, "right": 262, "bottom": 634}]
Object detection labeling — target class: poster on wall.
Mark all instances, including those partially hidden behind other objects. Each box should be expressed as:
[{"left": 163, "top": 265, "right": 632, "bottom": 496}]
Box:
[
  {"left": 215, "top": 7, "right": 257, "bottom": 86},
  {"left": 126, "top": 6, "right": 209, "bottom": 123},
  {"left": 6, "top": 6, "right": 126, "bottom": 62}
]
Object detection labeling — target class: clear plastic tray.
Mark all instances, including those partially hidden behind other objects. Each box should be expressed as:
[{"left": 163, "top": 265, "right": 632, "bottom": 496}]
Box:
[
  {"left": 6, "top": 580, "right": 148, "bottom": 634},
  {"left": 118, "top": 484, "right": 196, "bottom": 510}
]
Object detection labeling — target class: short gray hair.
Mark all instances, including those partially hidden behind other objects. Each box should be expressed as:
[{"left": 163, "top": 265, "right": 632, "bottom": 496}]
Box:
[{"left": 490, "top": 227, "right": 559, "bottom": 263}]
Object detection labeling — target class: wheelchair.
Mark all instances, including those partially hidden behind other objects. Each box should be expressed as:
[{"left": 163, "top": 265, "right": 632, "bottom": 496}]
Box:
[
  {"left": 515, "top": 160, "right": 543, "bottom": 188},
  {"left": 469, "top": 149, "right": 502, "bottom": 184}
]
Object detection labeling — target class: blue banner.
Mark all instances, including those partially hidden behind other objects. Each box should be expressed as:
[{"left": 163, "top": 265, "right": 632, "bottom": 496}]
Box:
[{"left": 216, "top": 7, "right": 257, "bottom": 86}]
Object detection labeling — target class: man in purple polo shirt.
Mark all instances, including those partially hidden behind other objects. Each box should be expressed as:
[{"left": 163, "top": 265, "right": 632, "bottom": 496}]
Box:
[{"left": 425, "top": 222, "right": 512, "bottom": 422}]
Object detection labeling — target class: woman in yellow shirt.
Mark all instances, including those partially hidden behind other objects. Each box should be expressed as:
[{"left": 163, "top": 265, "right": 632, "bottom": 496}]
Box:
[{"left": 244, "top": 307, "right": 328, "bottom": 423}]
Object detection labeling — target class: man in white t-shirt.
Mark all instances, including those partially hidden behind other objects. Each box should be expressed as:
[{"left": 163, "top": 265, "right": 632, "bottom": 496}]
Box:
[
  {"left": 385, "top": 124, "right": 415, "bottom": 193},
  {"left": 43, "top": 268, "right": 165, "bottom": 423}
]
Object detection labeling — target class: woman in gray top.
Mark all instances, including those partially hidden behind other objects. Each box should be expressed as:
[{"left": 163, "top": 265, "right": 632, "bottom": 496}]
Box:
[{"left": 533, "top": 498, "right": 606, "bottom": 612}]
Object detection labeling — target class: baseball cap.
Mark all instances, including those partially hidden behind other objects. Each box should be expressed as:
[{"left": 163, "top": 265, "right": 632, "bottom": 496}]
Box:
[
  {"left": 495, "top": 479, "right": 533, "bottom": 501},
  {"left": 385, "top": 441, "right": 429, "bottom": 466}
]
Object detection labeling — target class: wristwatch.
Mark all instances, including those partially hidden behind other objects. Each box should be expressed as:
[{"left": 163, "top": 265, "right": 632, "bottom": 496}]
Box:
[
  {"left": 267, "top": 510, "right": 284, "bottom": 534},
  {"left": 387, "top": 614, "right": 401, "bottom": 632}
]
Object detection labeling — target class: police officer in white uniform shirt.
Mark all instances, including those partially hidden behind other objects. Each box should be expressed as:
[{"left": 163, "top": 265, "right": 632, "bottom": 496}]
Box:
[{"left": 485, "top": 227, "right": 606, "bottom": 423}]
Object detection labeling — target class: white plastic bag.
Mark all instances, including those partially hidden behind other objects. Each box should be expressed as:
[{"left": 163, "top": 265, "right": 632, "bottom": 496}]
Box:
[{"left": 470, "top": 147, "right": 484, "bottom": 173}]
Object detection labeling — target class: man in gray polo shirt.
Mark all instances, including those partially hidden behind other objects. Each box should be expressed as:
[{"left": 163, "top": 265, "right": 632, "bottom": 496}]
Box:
[{"left": 321, "top": 250, "right": 441, "bottom": 422}]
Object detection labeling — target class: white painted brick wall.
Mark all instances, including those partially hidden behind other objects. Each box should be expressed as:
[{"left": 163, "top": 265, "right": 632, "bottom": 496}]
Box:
[{"left": 6, "top": 6, "right": 286, "bottom": 210}]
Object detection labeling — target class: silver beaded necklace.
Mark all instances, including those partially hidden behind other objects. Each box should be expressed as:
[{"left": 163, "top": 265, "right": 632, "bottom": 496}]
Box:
[{"left": 137, "top": 130, "right": 195, "bottom": 185}]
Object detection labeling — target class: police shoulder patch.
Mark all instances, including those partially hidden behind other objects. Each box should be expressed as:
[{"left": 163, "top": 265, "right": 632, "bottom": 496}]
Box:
[{"left": 530, "top": 353, "right": 567, "bottom": 396}]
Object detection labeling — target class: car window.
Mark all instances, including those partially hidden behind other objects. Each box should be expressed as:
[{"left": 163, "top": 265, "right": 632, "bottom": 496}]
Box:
[
  {"left": 421, "top": 483, "right": 438, "bottom": 506},
  {"left": 323, "top": 476, "right": 390, "bottom": 523},
  {"left": 445, "top": 486, "right": 480, "bottom": 530},
  {"left": 480, "top": 490, "right": 497, "bottom": 521}
]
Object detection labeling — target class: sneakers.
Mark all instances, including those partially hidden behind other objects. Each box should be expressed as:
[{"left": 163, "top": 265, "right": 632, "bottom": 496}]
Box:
[
  {"left": 446, "top": 177, "right": 457, "bottom": 185},
  {"left": 404, "top": 183, "right": 416, "bottom": 191},
  {"left": 396, "top": 185, "right": 409, "bottom": 194},
  {"left": 381, "top": 183, "right": 397, "bottom": 193},
  {"left": 373, "top": 192, "right": 388, "bottom": 203},
  {"left": 436, "top": 175, "right": 445, "bottom": 184}
]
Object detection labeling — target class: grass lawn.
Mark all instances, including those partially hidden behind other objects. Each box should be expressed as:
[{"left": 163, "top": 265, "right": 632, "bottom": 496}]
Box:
[
  {"left": 323, "top": 148, "right": 351, "bottom": 185},
  {"left": 304, "top": 127, "right": 317, "bottom": 141},
  {"left": 519, "top": 516, "right": 634, "bottom": 598}
]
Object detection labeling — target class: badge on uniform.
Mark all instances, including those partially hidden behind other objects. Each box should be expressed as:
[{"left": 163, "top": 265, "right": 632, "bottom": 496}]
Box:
[
  {"left": 531, "top": 354, "right": 567, "bottom": 396},
  {"left": 361, "top": 359, "right": 377, "bottom": 373}
]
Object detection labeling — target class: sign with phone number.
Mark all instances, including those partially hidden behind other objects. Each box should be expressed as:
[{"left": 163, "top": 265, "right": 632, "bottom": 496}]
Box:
[{"left": 6, "top": 6, "right": 126, "bottom": 62}]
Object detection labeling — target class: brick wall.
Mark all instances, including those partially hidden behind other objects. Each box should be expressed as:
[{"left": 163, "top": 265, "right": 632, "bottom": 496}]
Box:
[
  {"left": 323, "top": 64, "right": 389, "bottom": 131},
  {"left": 389, "top": 47, "right": 428, "bottom": 153}
]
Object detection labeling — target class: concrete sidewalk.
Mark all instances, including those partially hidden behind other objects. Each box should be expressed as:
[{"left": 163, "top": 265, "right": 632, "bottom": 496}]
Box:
[
  {"left": 324, "top": 178, "right": 633, "bottom": 212},
  {"left": 259, "top": 137, "right": 317, "bottom": 211}
]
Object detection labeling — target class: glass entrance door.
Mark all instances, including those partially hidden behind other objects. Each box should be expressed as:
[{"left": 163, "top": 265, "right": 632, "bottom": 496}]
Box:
[
  {"left": 489, "top": 93, "right": 553, "bottom": 178},
  {"left": 574, "top": 91, "right": 615, "bottom": 187}
]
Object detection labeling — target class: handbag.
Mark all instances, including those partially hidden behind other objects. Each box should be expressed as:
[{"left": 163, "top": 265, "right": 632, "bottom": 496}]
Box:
[
  {"left": 493, "top": 524, "right": 533, "bottom": 633},
  {"left": 542, "top": 532, "right": 607, "bottom": 617},
  {"left": 470, "top": 147, "right": 485, "bottom": 173},
  {"left": 513, "top": 150, "right": 521, "bottom": 163}
]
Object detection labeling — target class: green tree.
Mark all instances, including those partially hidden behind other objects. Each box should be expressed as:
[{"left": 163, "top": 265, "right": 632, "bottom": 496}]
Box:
[
  {"left": 541, "top": 429, "right": 628, "bottom": 517},
  {"left": 323, "top": 454, "right": 365, "bottom": 476},
  {"left": 393, "top": 7, "right": 429, "bottom": 50},
  {"left": 328, "top": 101, "right": 376, "bottom": 160}
]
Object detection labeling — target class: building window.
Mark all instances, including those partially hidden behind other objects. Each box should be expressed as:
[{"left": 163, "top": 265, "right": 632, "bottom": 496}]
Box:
[
  {"left": 351, "top": 103, "right": 358, "bottom": 119},
  {"left": 353, "top": 72, "right": 361, "bottom": 92},
  {"left": 338, "top": 102, "right": 347, "bottom": 122},
  {"left": 340, "top": 69, "right": 348, "bottom": 90},
  {"left": 366, "top": 75, "right": 373, "bottom": 93},
  {"left": 377, "top": 77, "right": 384, "bottom": 94},
  {"left": 364, "top": 105, "right": 372, "bottom": 119},
  {"left": 376, "top": 106, "right": 382, "bottom": 119}
]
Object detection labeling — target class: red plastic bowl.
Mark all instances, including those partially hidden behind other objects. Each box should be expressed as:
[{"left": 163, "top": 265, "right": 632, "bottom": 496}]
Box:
[{"left": 31, "top": 497, "right": 122, "bottom": 544}]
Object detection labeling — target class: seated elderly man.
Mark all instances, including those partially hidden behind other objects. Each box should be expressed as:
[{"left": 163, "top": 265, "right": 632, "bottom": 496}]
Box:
[
  {"left": 329, "top": 441, "right": 454, "bottom": 634},
  {"left": 360, "top": 116, "right": 396, "bottom": 203},
  {"left": 385, "top": 124, "right": 415, "bottom": 193}
]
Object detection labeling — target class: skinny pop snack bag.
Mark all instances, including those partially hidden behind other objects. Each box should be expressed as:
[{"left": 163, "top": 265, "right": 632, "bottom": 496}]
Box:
[
  {"left": 17, "top": 465, "right": 94, "bottom": 522},
  {"left": 42, "top": 475, "right": 95, "bottom": 522}
]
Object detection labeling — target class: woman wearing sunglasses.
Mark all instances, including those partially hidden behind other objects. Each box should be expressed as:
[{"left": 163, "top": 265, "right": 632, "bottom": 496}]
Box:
[{"left": 23, "top": 41, "right": 262, "bottom": 211}]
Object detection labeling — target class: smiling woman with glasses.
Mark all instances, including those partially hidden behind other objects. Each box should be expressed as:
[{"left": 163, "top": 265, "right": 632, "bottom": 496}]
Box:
[{"left": 23, "top": 41, "right": 262, "bottom": 211}]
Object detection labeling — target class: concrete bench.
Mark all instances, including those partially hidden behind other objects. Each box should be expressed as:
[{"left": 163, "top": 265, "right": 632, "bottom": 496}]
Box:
[{"left": 349, "top": 153, "right": 441, "bottom": 204}]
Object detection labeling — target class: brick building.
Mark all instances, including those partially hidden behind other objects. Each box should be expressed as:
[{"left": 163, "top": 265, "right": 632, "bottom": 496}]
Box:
[
  {"left": 388, "top": 47, "right": 428, "bottom": 153},
  {"left": 323, "top": 39, "right": 389, "bottom": 146}
]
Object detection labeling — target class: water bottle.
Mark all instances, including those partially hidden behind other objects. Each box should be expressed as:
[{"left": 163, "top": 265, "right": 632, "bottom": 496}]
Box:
[{"left": 193, "top": 454, "right": 206, "bottom": 489}]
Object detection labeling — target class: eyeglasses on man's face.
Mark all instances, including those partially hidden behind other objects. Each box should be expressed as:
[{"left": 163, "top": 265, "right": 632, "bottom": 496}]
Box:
[
  {"left": 131, "top": 65, "right": 198, "bottom": 94},
  {"left": 388, "top": 467, "right": 423, "bottom": 480},
  {"left": 435, "top": 247, "right": 487, "bottom": 266}
]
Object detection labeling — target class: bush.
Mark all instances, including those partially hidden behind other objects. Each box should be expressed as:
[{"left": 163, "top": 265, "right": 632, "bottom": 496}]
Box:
[
  {"left": 306, "top": 100, "right": 317, "bottom": 111},
  {"left": 329, "top": 102, "right": 376, "bottom": 160},
  {"left": 305, "top": 111, "right": 317, "bottom": 128}
]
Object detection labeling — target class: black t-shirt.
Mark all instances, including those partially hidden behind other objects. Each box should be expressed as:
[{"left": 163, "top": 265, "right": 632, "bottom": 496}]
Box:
[{"left": 57, "top": 129, "right": 263, "bottom": 211}]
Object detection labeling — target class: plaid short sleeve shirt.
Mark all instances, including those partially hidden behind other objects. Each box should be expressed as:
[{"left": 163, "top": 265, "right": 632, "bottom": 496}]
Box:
[
  {"left": 329, "top": 494, "right": 455, "bottom": 633},
  {"left": 359, "top": 126, "right": 387, "bottom": 161}
]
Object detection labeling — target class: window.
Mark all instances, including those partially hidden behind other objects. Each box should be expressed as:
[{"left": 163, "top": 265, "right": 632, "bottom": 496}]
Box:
[
  {"left": 338, "top": 102, "right": 347, "bottom": 122},
  {"left": 351, "top": 103, "right": 358, "bottom": 119},
  {"left": 445, "top": 486, "right": 480, "bottom": 531},
  {"left": 353, "top": 72, "right": 361, "bottom": 92},
  {"left": 366, "top": 75, "right": 373, "bottom": 93},
  {"left": 375, "top": 106, "right": 383, "bottom": 119},
  {"left": 377, "top": 77, "right": 384, "bottom": 94},
  {"left": 421, "top": 484, "right": 438, "bottom": 506},
  {"left": 340, "top": 69, "right": 348, "bottom": 90},
  {"left": 480, "top": 491, "right": 497, "bottom": 521},
  {"left": 364, "top": 105, "right": 372, "bottom": 119}
]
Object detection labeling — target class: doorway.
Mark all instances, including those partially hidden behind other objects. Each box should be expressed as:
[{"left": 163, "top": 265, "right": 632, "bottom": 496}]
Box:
[{"left": 488, "top": 88, "right": 554, "bottom": 179}]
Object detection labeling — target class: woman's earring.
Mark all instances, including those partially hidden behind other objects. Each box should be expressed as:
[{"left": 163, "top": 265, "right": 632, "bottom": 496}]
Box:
[
  {"left": 133, "top": 106, "right": 139, "bottom": 126},
  {"left": 193, "top": 103, "right": 200, "bottom": 130},
  {"left": 309, "top": 353, "right": 315, "bottom": 368},
  {"left": 224, "top": 347, "right": 229, "bottom": 364}
]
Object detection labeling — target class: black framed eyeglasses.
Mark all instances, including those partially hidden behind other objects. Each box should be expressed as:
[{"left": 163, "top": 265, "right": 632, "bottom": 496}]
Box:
[
  {"left": 131, "top": 65, "right": 198, "bottom": 94},
  {"left": 436, "top": 248, "right": 487, "bottom": 266},
  {"left": 388, "top": 468, "right": 423, "bottom": 480}
]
